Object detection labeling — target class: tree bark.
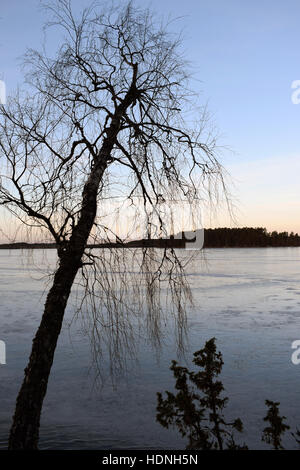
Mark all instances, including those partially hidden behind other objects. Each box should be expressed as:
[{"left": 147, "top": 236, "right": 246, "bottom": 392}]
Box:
[
  {"left": 8, "top": 159, "right": 107, "bottom": 449},
  {"left": 8, "top": 153, "right": 110, "bottom": 448},
  {"left": 8, "top": 256, "right": 81, "bottom": 449},
  {"left": 8, "top": 80, "right": 138, "bottom": 449}
]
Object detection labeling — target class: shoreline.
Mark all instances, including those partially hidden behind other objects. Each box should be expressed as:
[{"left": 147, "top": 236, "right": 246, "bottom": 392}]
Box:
[{"left": 1, "top": 243, "right": 300, "bottom": 250}]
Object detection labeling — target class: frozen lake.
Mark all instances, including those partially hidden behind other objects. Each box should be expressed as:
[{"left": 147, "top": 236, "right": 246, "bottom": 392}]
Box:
[{"left": 0, "top": 247, "right": 300, "bottom": 449}]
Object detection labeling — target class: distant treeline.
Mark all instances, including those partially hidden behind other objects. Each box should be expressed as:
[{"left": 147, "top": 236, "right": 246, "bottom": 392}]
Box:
[
  {"left": 1, "top": 227, "right": 300, "bottom": 250},
  {"left": 203, "top": 227, "right": 300, "bottom": 247}
]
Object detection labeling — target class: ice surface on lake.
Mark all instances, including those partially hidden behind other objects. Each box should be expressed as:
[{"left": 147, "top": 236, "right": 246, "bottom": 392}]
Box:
[{"left": 0, "top": 247, "right": 300, "bottom": 449}]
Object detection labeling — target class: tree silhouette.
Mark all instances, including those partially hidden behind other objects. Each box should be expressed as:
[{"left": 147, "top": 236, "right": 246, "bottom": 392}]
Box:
[
  {"left": 157, "top": 338, "right": 245, "bottom": 449},
  {"left": 203, "top": 227, "right": 300, "bottom": 247},
  {"left": 158, "top": 340, "right": 300, "bottom": 450},
  {"left": 262, "top": 400, "right": 290, "bottom": 450},
  {"left": 0, "top": 1, "right": 225, "bottom": 449}
]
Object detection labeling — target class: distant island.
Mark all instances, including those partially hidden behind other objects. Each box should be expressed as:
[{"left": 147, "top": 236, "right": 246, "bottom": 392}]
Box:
[
  {"left": 203, "top": 227, "right": 300, "bottom": 247},
  {"left": 1, "top": 227, "right": 300, "bottom": 250}
]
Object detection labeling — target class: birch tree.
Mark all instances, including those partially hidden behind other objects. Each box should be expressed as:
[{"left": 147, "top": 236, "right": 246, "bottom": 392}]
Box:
[{"left": 0, "top": 0, "right": 225, "bottom": 449}]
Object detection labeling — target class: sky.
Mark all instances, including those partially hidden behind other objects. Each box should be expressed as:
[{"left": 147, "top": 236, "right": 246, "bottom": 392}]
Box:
[{"left": 1, "top": 0, "right": 300, "bottom": 235}]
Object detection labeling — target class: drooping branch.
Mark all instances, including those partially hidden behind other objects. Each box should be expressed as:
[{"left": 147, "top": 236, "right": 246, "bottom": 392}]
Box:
[{"left": 0, "top": 0, "right": 230, "bottom": 450}]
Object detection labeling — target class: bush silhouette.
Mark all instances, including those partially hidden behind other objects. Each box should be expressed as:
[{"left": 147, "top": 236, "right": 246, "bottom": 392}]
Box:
[
  {"left": 157, "top": 338, "right": 296, "bottom": 450},
  {"left": 157, "top": 338, "right": 246, "bottom": 449}
]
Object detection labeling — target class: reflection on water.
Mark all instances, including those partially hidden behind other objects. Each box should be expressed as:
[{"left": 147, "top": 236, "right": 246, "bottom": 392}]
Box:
[{"left": 0, "top": 247, "right": 300, "bottom": 449}]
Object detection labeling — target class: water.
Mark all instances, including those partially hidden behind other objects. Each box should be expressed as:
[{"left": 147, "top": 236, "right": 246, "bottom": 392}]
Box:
[{"left": 0, "top": 247, "right": 300, "bottom": 449}]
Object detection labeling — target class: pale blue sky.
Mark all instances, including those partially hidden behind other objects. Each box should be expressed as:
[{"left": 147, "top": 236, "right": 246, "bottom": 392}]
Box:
[{"left": 1, "top": 0, "right": 300, "bottom": 233}]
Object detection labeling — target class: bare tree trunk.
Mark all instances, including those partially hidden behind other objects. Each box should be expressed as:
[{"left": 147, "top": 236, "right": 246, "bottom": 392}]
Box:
[
  {"left": 8, "top": 258, "right": 80, "bottom": 449},
  {"left": 0, "top": 0, "right": 225, "bottom": 451},
  {"left": 8, "top": 160, "right": 108, "bottom": 449},
  {"left": 8, "top": 89, "right": 137, "bottom": 448}
]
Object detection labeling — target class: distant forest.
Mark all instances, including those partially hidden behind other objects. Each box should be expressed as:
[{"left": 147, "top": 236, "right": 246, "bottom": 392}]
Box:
[
  {"left": 203, "top": 227, "right": 300, "bottom": 247},
  {"left": 0, "top": 227, "right": 300, "bottom": 250}
]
